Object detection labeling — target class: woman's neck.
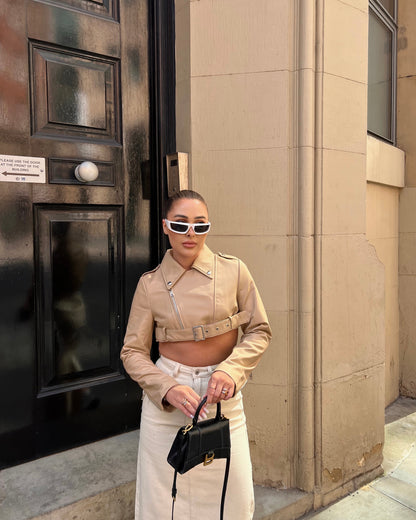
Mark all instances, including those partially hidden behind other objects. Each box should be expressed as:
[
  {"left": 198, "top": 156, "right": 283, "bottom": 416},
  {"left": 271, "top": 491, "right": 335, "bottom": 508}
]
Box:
[{"left": 170, "top": 250, "right": 196, "bottom": 270}]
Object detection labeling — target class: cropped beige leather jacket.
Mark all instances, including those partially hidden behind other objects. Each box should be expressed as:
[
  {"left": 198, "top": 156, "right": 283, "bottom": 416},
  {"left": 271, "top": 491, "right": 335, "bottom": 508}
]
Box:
[{"left": 120, "top": 245, "right": 272, "bottom": 410}]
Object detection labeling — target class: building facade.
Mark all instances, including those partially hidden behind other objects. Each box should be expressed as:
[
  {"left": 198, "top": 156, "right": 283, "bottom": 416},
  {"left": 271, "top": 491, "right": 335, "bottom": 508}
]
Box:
[
  {"left": 175, "top": 0, "right": 414, "bottom": 509},
  {"left": 1, "top": 0, "right": 415, "bottom": 515}
]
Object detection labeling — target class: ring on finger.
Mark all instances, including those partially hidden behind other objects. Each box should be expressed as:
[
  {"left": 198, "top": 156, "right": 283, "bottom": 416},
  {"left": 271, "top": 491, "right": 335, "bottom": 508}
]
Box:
[
  {"left": 182, "top": 398, "right": 188, "bottom": 406},
  {"left": 221, "top": 389, "right": 228, "bottom": 395}
]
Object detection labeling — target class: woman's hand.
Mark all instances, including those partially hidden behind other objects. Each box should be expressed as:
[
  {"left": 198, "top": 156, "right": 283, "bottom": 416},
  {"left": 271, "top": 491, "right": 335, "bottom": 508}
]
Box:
[
  {"left": 206, "top": 371, "right": 235, "bottom": 404},
  {"left": 164, "top": 385, "right": 208, "bottom": 419}
]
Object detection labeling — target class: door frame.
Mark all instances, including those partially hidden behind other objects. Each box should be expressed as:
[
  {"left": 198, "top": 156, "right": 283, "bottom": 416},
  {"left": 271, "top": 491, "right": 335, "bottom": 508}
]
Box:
[{"left": 149, "top": 0, "right": 176, "bottom": 264}]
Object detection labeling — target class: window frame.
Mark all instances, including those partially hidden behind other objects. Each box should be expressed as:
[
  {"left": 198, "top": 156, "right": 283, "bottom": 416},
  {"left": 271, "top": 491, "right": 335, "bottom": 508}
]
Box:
[{"left": 368, "top": 0, "right": 397, "bottom": 144}]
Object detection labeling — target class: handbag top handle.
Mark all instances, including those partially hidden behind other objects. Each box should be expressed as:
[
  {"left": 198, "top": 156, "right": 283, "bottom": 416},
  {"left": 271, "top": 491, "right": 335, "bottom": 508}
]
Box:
[{"left": 193, "top": 396, "right": 221, "bottom": 426}]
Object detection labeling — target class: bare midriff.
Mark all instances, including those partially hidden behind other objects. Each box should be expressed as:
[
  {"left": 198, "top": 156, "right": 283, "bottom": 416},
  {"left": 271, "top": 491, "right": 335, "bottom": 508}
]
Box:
[{"left": 159, "top": 329, "right": 238, "bottom": 367}]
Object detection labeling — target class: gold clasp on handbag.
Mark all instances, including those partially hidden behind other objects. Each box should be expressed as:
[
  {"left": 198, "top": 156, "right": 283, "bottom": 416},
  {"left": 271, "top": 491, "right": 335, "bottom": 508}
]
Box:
[
  {"left": 182, "top": 423, "right": 193, "bottom": 434},
  {"left": 204, "top": 451, "right": 215, "bottom": 466}
]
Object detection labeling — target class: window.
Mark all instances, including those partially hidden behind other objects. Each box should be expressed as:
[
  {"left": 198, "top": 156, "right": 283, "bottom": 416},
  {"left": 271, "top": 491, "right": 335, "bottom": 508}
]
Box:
[
  {"left": 378, "top": 0, "right": 395, "bottom": 17},
  {"left": 367, "top": 0, "right": 397, "bottom": 143}
]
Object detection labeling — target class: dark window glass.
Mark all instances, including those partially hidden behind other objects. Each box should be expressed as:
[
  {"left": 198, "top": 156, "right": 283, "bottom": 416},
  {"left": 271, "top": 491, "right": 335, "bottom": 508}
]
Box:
[
  {"left": 368, "top": 10, "right": 393, "bottom": 141},
  {"left": 367, "top": 0, "right": 396, "bottom": 143}
]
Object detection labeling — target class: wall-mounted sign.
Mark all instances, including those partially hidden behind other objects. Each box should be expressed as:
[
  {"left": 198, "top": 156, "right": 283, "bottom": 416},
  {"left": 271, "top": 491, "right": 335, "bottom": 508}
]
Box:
[{"left": 0, "top": 154, "right": 46, "bottom": 184}]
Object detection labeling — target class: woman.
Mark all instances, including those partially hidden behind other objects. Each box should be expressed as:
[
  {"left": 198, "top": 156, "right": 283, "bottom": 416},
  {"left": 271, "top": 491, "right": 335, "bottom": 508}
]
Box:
[{"left": 121, "top": 190, "right": 271, "bottom": 519}]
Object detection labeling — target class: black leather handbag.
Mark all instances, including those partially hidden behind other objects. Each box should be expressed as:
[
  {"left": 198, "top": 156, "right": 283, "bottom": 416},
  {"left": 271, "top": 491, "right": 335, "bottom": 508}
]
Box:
[{"left": 167, "top": 396, "right": 231, "bottom": 519}]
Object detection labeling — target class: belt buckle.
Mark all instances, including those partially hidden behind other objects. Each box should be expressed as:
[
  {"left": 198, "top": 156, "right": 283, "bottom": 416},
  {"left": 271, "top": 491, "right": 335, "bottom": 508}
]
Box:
[{"left": 192, "top": 325, "right": 205, "bottom": 342}]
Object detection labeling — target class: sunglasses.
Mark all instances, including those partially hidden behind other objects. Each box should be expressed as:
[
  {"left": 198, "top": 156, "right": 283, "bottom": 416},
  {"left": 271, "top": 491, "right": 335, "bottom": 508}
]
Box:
[{"left": 164, "top": 219, "right": 211, "bottom": 235}]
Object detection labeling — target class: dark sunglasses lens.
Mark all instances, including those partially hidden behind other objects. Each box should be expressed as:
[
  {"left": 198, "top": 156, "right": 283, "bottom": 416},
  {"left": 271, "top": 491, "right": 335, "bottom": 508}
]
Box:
[
  {"left": 170, "top": 222, "right": 189, "bottom": 233},
  {"left": 194, "top": 224, "right": 210, "bottom": 234}
]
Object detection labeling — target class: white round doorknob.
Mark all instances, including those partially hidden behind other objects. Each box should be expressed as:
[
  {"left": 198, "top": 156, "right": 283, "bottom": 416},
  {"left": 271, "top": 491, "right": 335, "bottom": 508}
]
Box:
[{"left": 74, "top": 161, "right": 99, "bottom": 182}]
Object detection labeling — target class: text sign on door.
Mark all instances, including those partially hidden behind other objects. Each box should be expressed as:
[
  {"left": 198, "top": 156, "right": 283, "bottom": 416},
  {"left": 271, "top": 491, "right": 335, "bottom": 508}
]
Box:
[{"left": 0, "top": 154, "right": 46, "bottom": 184}]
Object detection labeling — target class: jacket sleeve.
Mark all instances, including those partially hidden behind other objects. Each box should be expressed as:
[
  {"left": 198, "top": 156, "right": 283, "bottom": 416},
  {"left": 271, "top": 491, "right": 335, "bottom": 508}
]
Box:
[
  {"left": 120, "top": 275, "right": 179, "bottom": 410},
  {"left": 215, "top": 260, "right": 272, "bottom": 393}
]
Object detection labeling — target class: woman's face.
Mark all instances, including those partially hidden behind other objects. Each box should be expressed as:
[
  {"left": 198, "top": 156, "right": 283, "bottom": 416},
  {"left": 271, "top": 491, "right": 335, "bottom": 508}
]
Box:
[{"left": 163, "top": 198, "right": 209, "bottom": 269}]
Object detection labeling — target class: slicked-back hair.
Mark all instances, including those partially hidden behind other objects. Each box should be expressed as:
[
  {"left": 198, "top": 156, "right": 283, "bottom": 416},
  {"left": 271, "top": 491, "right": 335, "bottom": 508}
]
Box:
[{"left": 165, "top": 190, "right": 208, "bottom": 217}]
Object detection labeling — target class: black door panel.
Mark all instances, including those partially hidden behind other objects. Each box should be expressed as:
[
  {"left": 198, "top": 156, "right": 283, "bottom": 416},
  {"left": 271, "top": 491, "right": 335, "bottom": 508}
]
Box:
[
  {"left": 35, "top": 206, "right": 123, "bottom": 396},
  {"left": 0, "top": 0, "right": 154, "bottom": 468}
]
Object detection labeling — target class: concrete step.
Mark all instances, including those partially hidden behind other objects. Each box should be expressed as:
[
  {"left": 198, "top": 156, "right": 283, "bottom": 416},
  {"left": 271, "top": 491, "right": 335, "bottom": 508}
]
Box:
[{"left": 0, "top": 430, "right": 312, "bottom": 520}]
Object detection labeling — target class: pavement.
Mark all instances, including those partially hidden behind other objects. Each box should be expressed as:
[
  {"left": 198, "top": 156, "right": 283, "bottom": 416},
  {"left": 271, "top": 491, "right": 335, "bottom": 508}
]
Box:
[{"left": 300, "top": 396, "right": 416, "bottom": 520}]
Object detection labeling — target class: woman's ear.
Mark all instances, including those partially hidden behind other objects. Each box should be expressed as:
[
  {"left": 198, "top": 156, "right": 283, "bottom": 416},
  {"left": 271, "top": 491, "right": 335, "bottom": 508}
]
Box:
[{"left": 162, "top": 219, "right": 169, "bottom": 235}]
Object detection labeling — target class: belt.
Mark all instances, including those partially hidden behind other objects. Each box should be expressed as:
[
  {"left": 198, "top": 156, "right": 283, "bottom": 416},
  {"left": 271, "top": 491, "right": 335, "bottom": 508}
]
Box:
[{"left": 155, "top": 311, "right": 250, "bottom": 343}]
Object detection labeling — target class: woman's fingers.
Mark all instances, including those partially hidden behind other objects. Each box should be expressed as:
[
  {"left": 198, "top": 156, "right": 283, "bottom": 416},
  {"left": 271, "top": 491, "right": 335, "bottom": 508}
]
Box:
[
  {"left": 164, "top": 385, "right": 208, "bottom": 419},
  {"left": 206, "top": 371, "right": 236, "bottom": 404},
  {"left": 164, "top": 371, "right": 236, "bottom": 415}
]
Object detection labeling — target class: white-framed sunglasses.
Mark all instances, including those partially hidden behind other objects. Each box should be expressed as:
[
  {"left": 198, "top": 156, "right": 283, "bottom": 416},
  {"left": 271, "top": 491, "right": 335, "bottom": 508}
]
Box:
[{"left": 164, "top": 219, "right": 211, "bottom": 235}]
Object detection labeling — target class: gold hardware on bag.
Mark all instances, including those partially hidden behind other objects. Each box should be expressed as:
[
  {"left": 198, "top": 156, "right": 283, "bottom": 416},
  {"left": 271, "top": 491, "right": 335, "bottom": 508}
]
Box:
[
  {"left": 182, "top": 423, "right": 193, "bottom": 434},
  {"left": 204, "top": 452, "right": 215, "bottom": 466}
]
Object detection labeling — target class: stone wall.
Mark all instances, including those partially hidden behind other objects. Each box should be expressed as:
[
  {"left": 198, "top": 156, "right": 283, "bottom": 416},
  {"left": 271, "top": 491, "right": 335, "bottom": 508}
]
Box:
[
  {"left": 366, "top": 136, "right": 404, "bottom": 407},
  {"left": 175, "top": 0, "right": 386, "bottom": 502},
  {"left": 398, "top": 0, "right": 416, "bottom": 399}
]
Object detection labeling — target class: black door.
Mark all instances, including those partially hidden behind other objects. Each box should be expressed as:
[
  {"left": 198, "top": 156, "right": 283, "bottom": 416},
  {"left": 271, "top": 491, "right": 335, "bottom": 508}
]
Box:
[{"left": 0, "top": 0, "right": 171, "bottom": 468}]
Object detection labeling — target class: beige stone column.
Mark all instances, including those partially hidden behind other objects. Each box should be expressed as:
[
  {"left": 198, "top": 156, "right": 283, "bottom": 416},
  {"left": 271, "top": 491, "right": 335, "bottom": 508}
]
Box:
[
  {"left": 398, "top": 0, "right": 416, "bottom": 399},
  {"left": 295, "top": 0, "right": 386, "bottom": 501},
  {"left": 175, "top": 0, "right": 386, "bottom": 503},
  {"left": 313, "top": 0, "right": 385, "bottom": 507},
  {"left": 175, "top": 0, "right": 297, "bottom": 488},
  {"left": 366, "top": 136, "right": 404, "bottom": 407},
  {"left": 296, "top": 0, "right": 316, "bottom": 493}
]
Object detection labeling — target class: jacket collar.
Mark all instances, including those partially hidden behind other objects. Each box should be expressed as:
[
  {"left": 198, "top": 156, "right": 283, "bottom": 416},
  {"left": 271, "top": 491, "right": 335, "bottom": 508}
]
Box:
[{"left": 160, "top": 245, "right": 214, "bottom": 289}]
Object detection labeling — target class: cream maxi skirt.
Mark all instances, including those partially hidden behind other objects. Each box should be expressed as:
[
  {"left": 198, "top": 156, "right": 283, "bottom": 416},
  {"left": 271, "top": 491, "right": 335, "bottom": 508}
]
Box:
[{"left": 136, "top": 355, "right": 254, "bottom": 520}]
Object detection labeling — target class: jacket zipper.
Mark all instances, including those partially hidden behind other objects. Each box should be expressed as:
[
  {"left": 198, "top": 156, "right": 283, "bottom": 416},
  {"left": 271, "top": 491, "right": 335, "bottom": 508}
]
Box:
[{"left": 169, "top": 289, "right": 185, "bottom": 329}]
